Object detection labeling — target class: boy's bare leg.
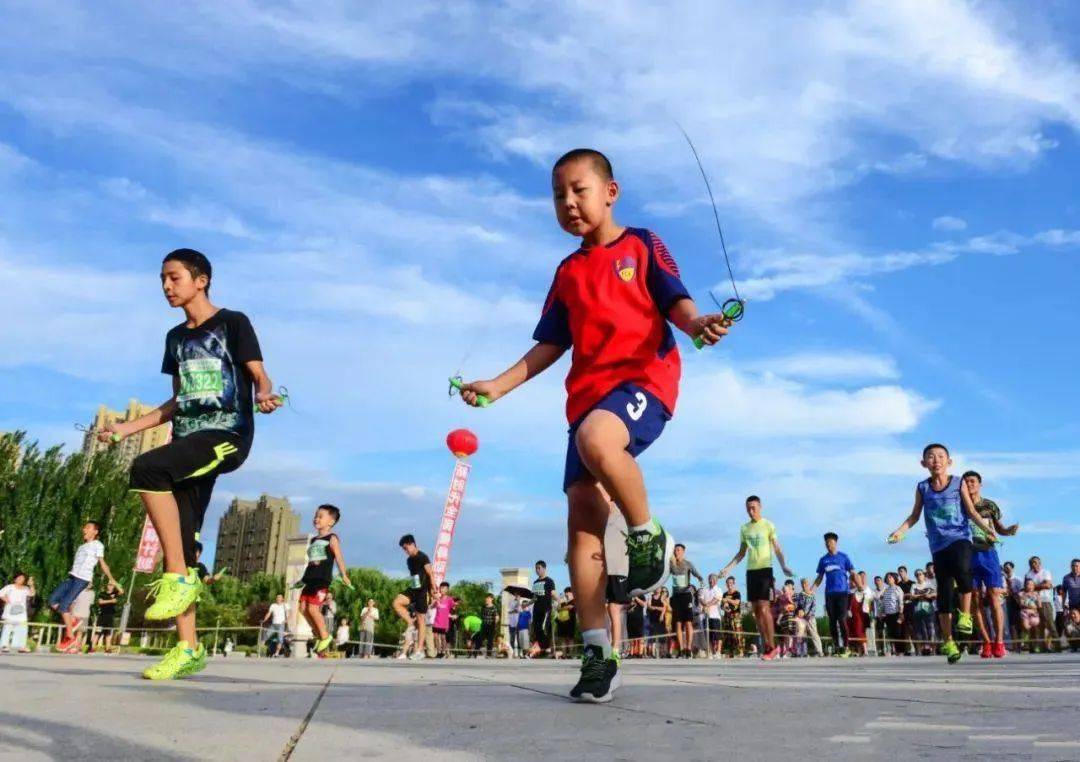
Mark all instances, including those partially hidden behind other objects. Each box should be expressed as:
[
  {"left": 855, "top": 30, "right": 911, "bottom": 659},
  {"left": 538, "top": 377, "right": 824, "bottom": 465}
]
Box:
[
  {"left": 307, "top": 604, "right": 328, "bottom": 640},
  {"left": 574, "top": 411, "right": 650, "bottom": 527},
  {"left": 139, "top": 491, "right": 198, "bottom": 644},
  {"left": 567, "top": 480, "right": 611, "bottom": 633},
  {"left": 392, "top": 594, "right": 411, "bottom": 623},
  {"left": 607, "top": 602, "right": 623, "bottom": 653},
  {"left": 753, "top": 601, "right": 775, "bottom": 648}
]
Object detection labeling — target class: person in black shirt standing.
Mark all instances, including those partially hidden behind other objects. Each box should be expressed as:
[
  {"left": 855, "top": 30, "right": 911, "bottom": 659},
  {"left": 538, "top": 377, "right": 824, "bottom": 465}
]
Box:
[
  {"left": 92, "top": 582, "right": 120, "bottom": 653},
  {"left": 528, "top": 560, "right": 557, "bottom": 658},
  {"left": 478, "top": 594, "right": 499, "bottom": 657},
  {"left": 393, "top": 534, "right": 437, "bottom": 661}
]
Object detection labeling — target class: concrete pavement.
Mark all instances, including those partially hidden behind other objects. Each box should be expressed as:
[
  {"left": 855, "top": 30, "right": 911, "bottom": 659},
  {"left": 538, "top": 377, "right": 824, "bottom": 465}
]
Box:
[{"left": 2, "top": 651, "right": 1079, "bottom": 760}]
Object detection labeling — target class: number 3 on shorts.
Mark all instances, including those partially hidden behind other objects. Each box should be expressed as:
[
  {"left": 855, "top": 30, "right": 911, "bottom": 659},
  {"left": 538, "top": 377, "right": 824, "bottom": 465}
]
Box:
[{"left": 626, "top": 391, "right": 648, "bottom": 421}]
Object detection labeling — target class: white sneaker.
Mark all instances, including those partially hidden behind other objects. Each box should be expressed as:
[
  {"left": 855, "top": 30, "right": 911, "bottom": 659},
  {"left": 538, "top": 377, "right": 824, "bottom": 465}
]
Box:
[
  {"left": 409, "top": 651, "right": 426, "bottom": 661},
  {"left": 396, "top": 652, "right": 407, "bottom": 660}
]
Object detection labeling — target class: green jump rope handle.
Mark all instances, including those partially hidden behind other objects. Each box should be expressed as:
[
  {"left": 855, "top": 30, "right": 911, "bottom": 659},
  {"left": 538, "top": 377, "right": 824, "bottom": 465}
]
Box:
[
  {"left": 449, "top": 377, "right": 490, "bottom": 407},
  {"left": 694, "top": 299, "right": 745, "bottom": 350},
  {"left": 109, "top": 433, "right": 121, "bottom": 443},
  {"left": 254, "top": 393, "right": 287, "bottom": 413}
]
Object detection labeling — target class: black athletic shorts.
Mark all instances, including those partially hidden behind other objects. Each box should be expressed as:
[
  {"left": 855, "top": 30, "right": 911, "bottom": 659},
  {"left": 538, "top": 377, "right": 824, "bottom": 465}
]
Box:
[
  {"left": 707, "top": 617, "right": 723, "bottom": 642},
  {"left": 746, "top": 568, "right": 775, "bottom": 603},
  {"left": 405, "top": 588, "right": 428, "bottom": 616},
  {"left": 606, "top": 574, "right": 630, "bottom": 605},
  {"left": 932, "top": 539, "right": 973, "bottom": 614},
  {"left": 130, "top": 430, "right": 249, "bottom": 568},
  {"left": 671, "top": 590, "right": 694, "bottom": 623}
]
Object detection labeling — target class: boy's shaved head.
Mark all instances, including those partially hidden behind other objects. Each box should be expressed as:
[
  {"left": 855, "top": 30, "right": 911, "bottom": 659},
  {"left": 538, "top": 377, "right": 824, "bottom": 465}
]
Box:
[{"left": 553, "top": 148, "right": 613, "bottom": 181}]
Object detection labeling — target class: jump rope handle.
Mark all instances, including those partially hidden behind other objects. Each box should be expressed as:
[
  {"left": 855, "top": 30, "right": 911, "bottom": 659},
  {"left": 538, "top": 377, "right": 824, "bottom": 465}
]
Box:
[
  {"left": 254, "top": 388, "right": 289, "bottom": 413},
  {"left": 693, "top": 299, "right": 745, "bottom": 350},
  {"left": 449, "top": 377, "right": 490, "bottom": 407}
]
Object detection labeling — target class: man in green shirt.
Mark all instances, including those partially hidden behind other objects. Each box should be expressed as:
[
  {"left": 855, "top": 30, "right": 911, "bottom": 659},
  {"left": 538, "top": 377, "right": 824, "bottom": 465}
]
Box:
[{"left": 719, "top": 495, "right": 794, "bottom": 660}]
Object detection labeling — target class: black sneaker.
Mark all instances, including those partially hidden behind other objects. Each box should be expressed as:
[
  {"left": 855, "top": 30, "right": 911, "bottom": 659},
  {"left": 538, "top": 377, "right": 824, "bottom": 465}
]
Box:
[
  {"left": 569, "top": 645, "right": 621, "bottom": 703},
  {"left": 625, "top": 520, "right": 673, "bottom": 597}
]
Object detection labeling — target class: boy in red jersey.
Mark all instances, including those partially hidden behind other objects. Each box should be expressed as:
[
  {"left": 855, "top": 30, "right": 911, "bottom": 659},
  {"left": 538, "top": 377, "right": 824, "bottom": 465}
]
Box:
[{"left": 459, "top": 149, "right": 731, "bottom": 702}]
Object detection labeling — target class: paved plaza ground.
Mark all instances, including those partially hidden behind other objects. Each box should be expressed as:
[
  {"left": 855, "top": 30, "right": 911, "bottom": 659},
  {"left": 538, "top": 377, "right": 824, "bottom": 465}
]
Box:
[{"left": 1, "top": 651, "right": 1078, "bottom": 760}]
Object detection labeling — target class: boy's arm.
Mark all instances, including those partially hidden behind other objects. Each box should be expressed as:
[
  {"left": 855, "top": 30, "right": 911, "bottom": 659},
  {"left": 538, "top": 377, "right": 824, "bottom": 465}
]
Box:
[
  {"left": 424, "top": 564, "right": 437, "bottom": 595},
  {"left": 458, "top": 343, "right": 565, "bottom": 407},
  {"left": 888, "top": 489, "right": 923, "bottom": 542},
  {"left": 812, "top": 574, "right": 823, "bottom": 591},
  {"left": 959, "top": 482, "right": 997, "bottom": 541},
  {"left": 328, "top": 535, "right": 350, "bottom": 587},
  {"left": 244, "top": 360, "right": 283, "bottom": 413},
  {"left": 690, "top": 561, "right": 704, "bottom": 584},
  {"left": 666, "top": 298, "right": 732, "bottom": 347},
  {"left": 97, "top": 558, "right": 121, "bottom": 591},
  {"left": 772, "top": 539, "right": 793, "bottom": 578},
  {"left": 719, "top": 543, "right": 747, "bottom": 577},
  {"left": 106, "top": 378, "right": 179, "bottom": 441}
]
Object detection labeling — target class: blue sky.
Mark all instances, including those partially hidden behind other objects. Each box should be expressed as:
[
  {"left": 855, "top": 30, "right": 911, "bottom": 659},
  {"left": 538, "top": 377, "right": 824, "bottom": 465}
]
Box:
[{"left": 1, "top": 2, "right": 1079, "bottom": 590}]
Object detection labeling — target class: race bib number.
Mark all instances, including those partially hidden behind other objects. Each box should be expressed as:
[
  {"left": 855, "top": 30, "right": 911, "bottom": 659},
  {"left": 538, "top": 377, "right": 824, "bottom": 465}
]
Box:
[{"left": 178, "top": 358, "right": 224, "bottom": 403}]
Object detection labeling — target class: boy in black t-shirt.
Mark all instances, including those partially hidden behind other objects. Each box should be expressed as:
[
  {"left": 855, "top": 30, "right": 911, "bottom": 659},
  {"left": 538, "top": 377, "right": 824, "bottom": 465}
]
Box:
[
  {"left": 477, "top": 594, "right": 499, "bottom": 657},
  {"left": 298, "top": 505, "right": 351, "bottom": 657},
  {"left": 393, "top": 534, "right": 436, "bottom": 660},
  {"left": 528, "top": 560, "right": 557, "bottom": 657},
  {"left": 102, "top": 249, "right": 281, "bottom": 680}
]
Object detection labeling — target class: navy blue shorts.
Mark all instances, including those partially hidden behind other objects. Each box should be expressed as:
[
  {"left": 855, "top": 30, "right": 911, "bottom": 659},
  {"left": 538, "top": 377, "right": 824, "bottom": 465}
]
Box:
[
  {"left": 563, "top": 383, "right": 669, "bottom": 492},
  {"left": 48, "top": 575, "right": 89, "bottom": 614},
  {"left": 971, "top": 547, "right": 1003, "bottom": 589}
]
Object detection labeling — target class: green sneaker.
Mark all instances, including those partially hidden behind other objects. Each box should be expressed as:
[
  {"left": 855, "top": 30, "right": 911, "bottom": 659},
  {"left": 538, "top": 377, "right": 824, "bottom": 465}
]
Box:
[
  {"left": 142, "top": 641, "right": 207, "bottom": 680},
  {"left": 942, "top": 639, "right": 962, "bottom": 664},
  {"left": 625, "top": 520, "right": 674, "bottom": 597},
  {"left": 314, "top": 636, "right": 333, "bottom": 655},
  {"left": 955, "top": 611, "right": 974, "bottom": 636},
  {"left": 144, "top": 571, "right": 202, "bottom": 621}
]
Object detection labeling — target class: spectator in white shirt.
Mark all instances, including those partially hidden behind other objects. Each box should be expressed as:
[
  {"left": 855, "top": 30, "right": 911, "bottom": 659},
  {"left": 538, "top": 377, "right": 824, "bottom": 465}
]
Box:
[
  {"left": 1025, "top": 556, "right": 1055, "bottom": 650},
  {"left": 0, "top": 572, "right": 35, "bottom": 653},
  {"left": 262, "top": 594, "right": 289, "bottom": 656},
  {"left": 360, "top": 599, "right": 380, "bottom": 658},
  {"left": 700, "top": 575, "right": 724, "bottom": 658}
]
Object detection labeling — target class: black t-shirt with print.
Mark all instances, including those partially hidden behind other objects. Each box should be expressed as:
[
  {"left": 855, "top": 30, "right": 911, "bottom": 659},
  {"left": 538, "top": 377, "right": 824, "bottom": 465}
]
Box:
[
  {"left": 162, "top": 308, "right": 263, "bottom": 445},
  {"left": 532, "top": 576, "right": 556, "bottom": 612},
  {"left": 302, "top": 533, "right": 337, "bottom": 587},
  {"left": 407, "top": 551, "right": 432, "bottom": 591},
  {"left": 480, "top": 603, "right": 498, "bottom": 626}
]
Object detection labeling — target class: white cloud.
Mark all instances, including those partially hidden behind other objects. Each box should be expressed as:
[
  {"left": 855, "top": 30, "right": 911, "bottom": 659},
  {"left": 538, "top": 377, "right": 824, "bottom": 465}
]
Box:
[
  {"left": 741, "top": 352, "right": 899, "bottom": 382},
  {"left": 932, "top": 215, "right": 968, "bottom": 231},
  {"left": 676, "top": 366, "right": 937, "bottom": 440}
]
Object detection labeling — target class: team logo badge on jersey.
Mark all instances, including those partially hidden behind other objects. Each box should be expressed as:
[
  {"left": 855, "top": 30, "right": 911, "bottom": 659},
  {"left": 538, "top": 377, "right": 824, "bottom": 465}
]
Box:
[{"left": 614, "top": 257, "right": 636, "bottom": 282}]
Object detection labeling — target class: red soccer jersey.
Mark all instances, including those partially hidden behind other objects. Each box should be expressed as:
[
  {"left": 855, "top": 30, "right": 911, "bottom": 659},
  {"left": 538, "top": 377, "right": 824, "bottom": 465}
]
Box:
[{"left": 533, "top": 227, "right": 691, "bottom": 424}]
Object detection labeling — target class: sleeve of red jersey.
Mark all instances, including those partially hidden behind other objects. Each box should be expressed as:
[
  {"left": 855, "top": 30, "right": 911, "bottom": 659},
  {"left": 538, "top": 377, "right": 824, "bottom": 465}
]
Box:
[
  {"left": 645, "top": 231, "right": 691, "bottom": 314},
  {"left": 532, "top": 267, "right": 573, "bottom": 347}
]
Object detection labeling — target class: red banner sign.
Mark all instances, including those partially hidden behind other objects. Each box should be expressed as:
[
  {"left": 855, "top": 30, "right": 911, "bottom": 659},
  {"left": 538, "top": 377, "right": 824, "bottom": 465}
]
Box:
[
  {"left": 134, "top": 516, "right": 161, "bottom": 573},
  {"left": 432, "top": 459, "right": 471, "bottom": 586}
]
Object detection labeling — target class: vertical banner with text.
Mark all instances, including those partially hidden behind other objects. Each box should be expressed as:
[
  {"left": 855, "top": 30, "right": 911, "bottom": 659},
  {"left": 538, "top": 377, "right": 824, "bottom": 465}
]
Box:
[
  {"left": 133, "top": 516, "right": 161, "bottom": 573},
  {"left": 432, "top": 459, "right": 471, "bottom": 587}
]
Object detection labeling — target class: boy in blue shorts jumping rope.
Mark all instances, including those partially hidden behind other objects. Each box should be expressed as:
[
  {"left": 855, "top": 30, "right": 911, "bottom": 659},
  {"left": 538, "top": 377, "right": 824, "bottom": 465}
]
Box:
[
  {"left": 962, "top": 470, "right": 1018, "bottom": 658},
  {"left": 888, "top": 444, "right": 998, "bottom": 663},
  {"left": 102, "top": 248, "right": 281, "bottom": 679},
  {"left": 458, "top": 149, "right": 732, "bottom": 702}
]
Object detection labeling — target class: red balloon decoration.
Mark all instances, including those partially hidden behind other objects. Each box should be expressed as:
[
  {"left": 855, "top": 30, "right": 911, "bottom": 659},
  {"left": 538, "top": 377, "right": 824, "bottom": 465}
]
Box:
[{"left": 446, "top": 428, "right": 479, "bottom": 459}]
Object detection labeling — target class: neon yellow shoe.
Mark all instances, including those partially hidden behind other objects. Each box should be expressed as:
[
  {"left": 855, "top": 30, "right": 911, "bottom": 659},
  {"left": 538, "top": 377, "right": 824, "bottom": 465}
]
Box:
[
  {"left": 142, "top": 641, "right": 207, "bottom": 680},
  {"left": 942, "top": 639, "right": 962, "bottom": 664},
  {"left": 314, "top": 636, "right": 333, "bottom": 656},
  {"left": 144, "top": 571, "right": 202, "bottom": 621},
  {"left": 955, "top": 611, "right": 974, "bottom": 636}
]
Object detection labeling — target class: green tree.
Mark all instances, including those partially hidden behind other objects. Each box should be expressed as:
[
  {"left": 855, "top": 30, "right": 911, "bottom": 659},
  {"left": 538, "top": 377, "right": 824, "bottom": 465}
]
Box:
[{"left": 0, "top": 433, "right": 144, "bottom": 618}]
